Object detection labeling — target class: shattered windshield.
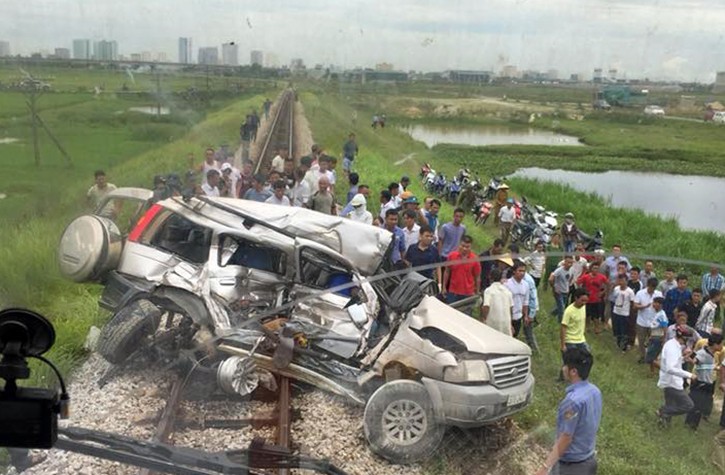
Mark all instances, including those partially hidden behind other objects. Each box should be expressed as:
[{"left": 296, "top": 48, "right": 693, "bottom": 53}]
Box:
[{"left": 2, "top": 1, "right": 725, "bottom": 475}]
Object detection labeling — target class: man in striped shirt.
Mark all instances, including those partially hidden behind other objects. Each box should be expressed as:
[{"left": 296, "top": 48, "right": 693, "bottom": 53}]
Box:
[{"left": 702, "top": 267, "right": 725, "bottom": 296}]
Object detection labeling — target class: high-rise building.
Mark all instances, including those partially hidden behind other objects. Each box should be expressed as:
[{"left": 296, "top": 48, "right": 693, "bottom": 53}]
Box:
[
  {"left": 222, "top": 43, "right": 239, "bottom": 66},
  {"left": 198, "top": 47, "right": 218, "bottom": 65},
  {"left": 93, "top": 40, "right": 118, "bottom": 61},
  {"left": 290, "top": 58, "right": 305, "bottom": 70},
  {"left": 178, "top": 37, "right": 192, "bottom": 64},
  {"left": 264, "top": 53, "right": 279, "bottom": 68},
  {"left": 72, "top": 39, "right": 91, "bottom": 60},
  {"left": 251, "top": 50, "right": 263, "bottom": 66},
  {"left": 375, "top": 62, "right": 394, "bottom": 72},
  {"left": 0, "top": 41, "right": 10, "bottom": 57},
  {"left": 54, "top": 48, "right": 70, "bottom": 59},
  {"left": 130, "top": 53, "right": 142, "bottom": 62},
  {"left": 593, "top": 68, "right": 603, "bottom": 83}
]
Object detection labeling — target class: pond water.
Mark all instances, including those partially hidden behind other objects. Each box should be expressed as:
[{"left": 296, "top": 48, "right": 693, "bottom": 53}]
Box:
[
  {"left": 401, "top": 123, "right": 582, "bottom": 147},
  {"left": 0, "top": 138, "right": 19, "bottom": 144},
  {"left": 512, "top": 167, "right": 725, "bottom": 234},
  {"left": 128, "top": 106, "right": 170, "bottom": 115}
]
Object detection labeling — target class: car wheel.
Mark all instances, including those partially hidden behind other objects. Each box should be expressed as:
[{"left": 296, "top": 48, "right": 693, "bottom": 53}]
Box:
[
  {"left": 363, "top": 380, "right": 444, "bottom": 464},
  {"left": 97, "top": 299, "right": 162, "bottom": 364}
]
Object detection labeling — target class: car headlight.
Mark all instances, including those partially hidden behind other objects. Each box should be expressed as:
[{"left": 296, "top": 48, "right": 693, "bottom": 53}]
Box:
[{"left": 443, "top": 360, "right": 490, "bottom": 383}]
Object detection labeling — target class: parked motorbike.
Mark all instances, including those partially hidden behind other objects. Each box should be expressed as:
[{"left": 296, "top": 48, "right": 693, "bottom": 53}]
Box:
[
  {"left": 577, "top": 229, "right": 604, "bottom": 251},
  {"left": 473, "top": 197, "right": 493, "bottom": 225},
  {"left": 445, "top": 178, "right": 463, "bottom": 204}
]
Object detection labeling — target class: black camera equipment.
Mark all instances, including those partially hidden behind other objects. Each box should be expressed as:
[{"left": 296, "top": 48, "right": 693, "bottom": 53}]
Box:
[{"left": 0, "top": 308, "right": 69, "bottom": 448}]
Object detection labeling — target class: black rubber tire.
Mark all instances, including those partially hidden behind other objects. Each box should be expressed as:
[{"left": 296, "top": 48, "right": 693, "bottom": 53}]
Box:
[
  {"left": 97, "top": 299, "right": 162, "bottom": 364},
  {"left": 363, "top": 380, "right": 444, "bottom": 464}
]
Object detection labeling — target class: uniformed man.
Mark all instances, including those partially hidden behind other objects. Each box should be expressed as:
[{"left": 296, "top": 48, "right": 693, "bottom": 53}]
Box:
[{"left": 536, "top": 347, "right": 602, "bottom": 475}]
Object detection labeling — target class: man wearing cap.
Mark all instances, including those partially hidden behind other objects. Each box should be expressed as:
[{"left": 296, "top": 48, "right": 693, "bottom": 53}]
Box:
[
  {"left": 536, "top": 347, "right": 602, "bottom": 475},
  {"left": 265, "top": 180, "right": 291, "bottom": 206},
  {"left": 493, "top": 183, "right": 509, "bottom": 225},
  {"left": 657, "top": 324, "right": 697, "bottom": 427},
  {"left": 498, "top": 198, "right": 516, "bottom": 243},
  {"left": 347, "top": 194, "right": 372, "bottom": 224}
]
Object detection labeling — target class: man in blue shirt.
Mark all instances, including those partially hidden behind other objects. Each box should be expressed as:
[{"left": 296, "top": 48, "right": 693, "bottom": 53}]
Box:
[
  {"left": 437, "top": 207, "right": 466, "bottom": 260},
  {"left": 536, "top": 347, "right": 602, "bottom": 475},
  {"left": 382, "top": 209, "right": 406, "bottom": 269},
  {"left": 663, "top": 274, "right": 692, "bottom": 323},
  {"left": 404, "top": 225, "right": 441, "bottom": 283}
]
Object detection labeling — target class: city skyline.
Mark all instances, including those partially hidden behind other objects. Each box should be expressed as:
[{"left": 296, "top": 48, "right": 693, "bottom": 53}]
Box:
[{"left": 2, "top": 0, "right": 725, "bottom": 81}]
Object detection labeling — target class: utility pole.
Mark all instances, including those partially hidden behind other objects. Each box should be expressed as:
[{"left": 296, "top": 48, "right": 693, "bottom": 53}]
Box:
[
  {"left": 155, "top": 71, "right": 161, "bottom": 116},
  {"left": 27, "top": 90, "right": 41, "bottom": 167}
]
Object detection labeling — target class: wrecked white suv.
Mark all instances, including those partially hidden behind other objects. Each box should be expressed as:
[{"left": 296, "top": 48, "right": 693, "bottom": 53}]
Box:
[{"left": 58, "top": 188, "right": 534, "bottom": 463}]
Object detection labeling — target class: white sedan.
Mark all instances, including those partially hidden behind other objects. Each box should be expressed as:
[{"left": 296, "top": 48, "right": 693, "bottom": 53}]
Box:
[{"left": 644, "top": 105, "right": 666, "bottom": 116}]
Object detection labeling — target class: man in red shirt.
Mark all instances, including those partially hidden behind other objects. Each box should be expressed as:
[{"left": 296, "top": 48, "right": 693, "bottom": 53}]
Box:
[
  {"left": 577, "top": 262, "right": 609, "bottom": 334},
  {"left": 442, "top": 235, "right": 481, "bottom": 314}
]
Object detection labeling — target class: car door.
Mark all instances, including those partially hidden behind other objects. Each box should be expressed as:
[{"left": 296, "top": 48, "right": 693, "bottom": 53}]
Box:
[
  {"left": 208, "top": 231, "right": 292, "bottom": 306},
  {"left": 291, "top": 239, "right": 377, "bottom": 359}
]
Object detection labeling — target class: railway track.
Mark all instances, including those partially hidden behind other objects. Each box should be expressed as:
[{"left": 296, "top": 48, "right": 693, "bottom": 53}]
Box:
[{"left": 254, "top": 89, "right": 296, "bottom": 175}]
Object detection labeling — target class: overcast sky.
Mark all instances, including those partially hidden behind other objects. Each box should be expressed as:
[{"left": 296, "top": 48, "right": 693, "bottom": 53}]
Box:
[{"left": 1, "top": 0, "right": 724, "bottom": 81}]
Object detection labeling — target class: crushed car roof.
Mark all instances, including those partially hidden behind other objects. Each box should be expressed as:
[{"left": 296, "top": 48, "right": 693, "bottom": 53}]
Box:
[{"left": 163, "top": 196, "right": 393, "bottom": 276}]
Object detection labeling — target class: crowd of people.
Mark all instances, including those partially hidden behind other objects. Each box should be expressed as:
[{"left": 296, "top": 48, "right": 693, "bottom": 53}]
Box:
[{"left": 87, "top": 117, "right": 725, "bottom": 471}]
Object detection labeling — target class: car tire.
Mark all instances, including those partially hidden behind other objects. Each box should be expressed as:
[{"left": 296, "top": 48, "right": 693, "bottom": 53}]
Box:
[
  {"left": 363, "top": 380, "right": 444, "bottom": 464},
  {"left": 97, "top": 299, "right": 162, "bottom": 364}
]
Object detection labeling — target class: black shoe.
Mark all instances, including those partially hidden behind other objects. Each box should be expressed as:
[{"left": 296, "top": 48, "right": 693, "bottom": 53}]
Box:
[{"left": 638, "top": 358, "right": 645, "bottom": 364}]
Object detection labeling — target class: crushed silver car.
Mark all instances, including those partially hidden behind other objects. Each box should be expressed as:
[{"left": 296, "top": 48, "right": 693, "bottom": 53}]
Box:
[{"left": 58, "top": 189, "right": 534, "bottom": 463}]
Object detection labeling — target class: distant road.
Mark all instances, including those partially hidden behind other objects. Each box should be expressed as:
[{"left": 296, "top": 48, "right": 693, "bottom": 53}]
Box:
[{"left": 662, "top": 115, "right": 704, "bottom": 124}]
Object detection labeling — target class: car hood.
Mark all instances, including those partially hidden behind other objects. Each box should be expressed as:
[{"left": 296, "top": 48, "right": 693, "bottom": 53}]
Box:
[{"left": 407, "top": 295, "right": 531, "bottom": 356}]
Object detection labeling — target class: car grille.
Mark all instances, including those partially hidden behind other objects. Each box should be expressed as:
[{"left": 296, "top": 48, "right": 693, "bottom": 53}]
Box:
[{"left": 487, "top": 356, "right": 530, "bottom": 389}]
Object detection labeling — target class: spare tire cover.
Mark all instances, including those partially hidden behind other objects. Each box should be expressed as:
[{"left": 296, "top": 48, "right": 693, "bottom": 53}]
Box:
[{"left": 58, "top": 215, "right": 122, "bottom": 282}]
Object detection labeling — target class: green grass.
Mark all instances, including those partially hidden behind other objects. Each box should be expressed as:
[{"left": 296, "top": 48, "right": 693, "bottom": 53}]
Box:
[{"left": 301, "top": 89, "right": 723, "bottom": 474}]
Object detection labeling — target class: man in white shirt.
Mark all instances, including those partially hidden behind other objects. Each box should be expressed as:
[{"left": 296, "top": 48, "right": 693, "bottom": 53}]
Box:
[
  {"left": 612, "top": 273, "right": 636, "bottom": 351},
  {"left": 304, "top": 155, "right": 335, "bottom": 195},
  {"left": 634, "top": 277, "right": 663, "bottom": 364},
  {"left": 220, "top": 162, "right": 240, "bottom": 198},
  {"left": 498, "top": 198, "right": 516, "bottom": 243},
  {"left": 271, "top": 148, "right": 287, "bottom": 173},
  {"left": 265, "top": 180, "right": 291, "bottom": 206},
  {"left": 290, "top": 168, "right": 311, "bottom": 207},
  {"left": 379, "top": 190, "right": 396, "bottom": 221},
  {"left": 201, "top": 169, "right": 221, "bottom": 197},
  {"left": 505, "top": 262, "right": 530, "bottom": 339},
  {"left": 401, "top": 210, "right": 420, "bottom": 249},
  {"left": 657, "top": 325, "right": 696, "bottom": 427},
  {"left": 481, "top": 268, "right": 514, "bottom": 335}
]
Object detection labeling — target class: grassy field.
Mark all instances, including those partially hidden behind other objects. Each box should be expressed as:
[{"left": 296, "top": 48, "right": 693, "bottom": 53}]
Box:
[{"left": 301, "top": 88, "right": 723, "bottom": 474}]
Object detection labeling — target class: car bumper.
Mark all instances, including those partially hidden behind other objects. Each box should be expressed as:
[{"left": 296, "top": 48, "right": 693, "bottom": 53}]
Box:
[{"left": 421, "top": 374, "right": 535, "bottom": 427}]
